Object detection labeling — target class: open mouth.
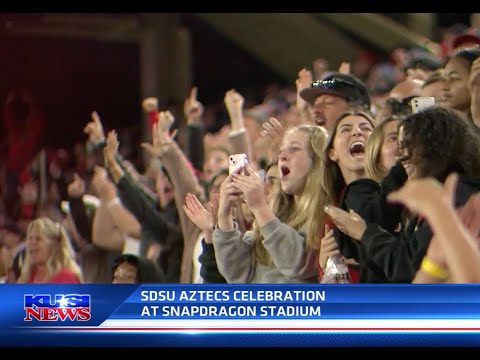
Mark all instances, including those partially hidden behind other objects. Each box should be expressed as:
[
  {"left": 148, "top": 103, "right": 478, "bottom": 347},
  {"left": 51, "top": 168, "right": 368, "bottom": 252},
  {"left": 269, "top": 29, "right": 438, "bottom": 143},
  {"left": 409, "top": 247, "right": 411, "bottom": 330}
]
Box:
[
  {"left": 280, "top": 165, "right": 291, "bottom": 179},
  {"left": 349, "top": 141, "right": 365, "bottom": 157},
  {"left": 440, "top": 95, "right": 450, "bottom": 103},
  {"left": 313, "top": 113, "right": 326, "bottom": 126}
]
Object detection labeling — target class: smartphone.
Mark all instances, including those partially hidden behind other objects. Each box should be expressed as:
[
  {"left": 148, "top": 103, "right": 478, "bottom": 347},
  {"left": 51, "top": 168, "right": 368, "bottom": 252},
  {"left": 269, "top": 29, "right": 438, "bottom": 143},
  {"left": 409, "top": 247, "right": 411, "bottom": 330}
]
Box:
[
  {"left": 229, "top": 153, "right": 247, "bottom": 175},
  {"left": 411, "top": 96, "right": 435, "bottom": 113}
]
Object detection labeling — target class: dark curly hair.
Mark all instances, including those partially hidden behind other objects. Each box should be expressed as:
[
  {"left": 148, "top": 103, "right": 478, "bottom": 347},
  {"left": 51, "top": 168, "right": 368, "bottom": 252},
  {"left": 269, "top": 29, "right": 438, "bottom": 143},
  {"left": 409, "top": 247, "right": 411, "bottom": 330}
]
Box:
[{"left": 399, "top": 106, "right": 480, "bottom": 182}]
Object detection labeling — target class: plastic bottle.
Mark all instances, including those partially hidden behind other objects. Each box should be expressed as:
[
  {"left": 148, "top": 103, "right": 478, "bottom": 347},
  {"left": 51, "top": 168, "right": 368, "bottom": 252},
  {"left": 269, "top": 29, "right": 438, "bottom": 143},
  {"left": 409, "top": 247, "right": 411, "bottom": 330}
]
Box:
[{"left": 321, "top": 254, "right": 350, "bottom": 284}]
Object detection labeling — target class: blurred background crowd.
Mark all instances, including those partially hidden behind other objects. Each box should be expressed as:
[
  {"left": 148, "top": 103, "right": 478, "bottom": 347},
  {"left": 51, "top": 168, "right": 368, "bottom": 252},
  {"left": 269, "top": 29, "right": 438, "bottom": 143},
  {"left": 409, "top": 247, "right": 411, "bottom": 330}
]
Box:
[{"left": 1, "top": 13, "right": 480, "bottom": 285}]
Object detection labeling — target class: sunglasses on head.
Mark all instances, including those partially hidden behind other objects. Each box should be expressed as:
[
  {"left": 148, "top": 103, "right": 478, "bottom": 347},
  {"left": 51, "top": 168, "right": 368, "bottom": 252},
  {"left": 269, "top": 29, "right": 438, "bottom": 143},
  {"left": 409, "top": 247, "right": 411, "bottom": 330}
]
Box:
[{"left": 311, "top": 77, "right": 358, "bottom": 90}]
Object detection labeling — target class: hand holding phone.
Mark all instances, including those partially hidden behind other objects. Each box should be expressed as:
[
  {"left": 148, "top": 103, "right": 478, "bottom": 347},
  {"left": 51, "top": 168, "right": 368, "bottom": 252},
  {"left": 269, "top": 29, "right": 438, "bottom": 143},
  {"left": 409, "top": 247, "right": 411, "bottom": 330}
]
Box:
[
  {"left": 229, "top": 153, "right": 247, "bottom": 175},
  {"left": 411, "top": 96, "right": 435, "bottom": 113}
]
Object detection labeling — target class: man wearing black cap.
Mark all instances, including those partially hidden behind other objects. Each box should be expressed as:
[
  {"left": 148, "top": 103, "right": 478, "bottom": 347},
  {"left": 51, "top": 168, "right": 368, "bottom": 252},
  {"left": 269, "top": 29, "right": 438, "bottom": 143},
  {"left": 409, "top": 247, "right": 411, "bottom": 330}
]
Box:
[{"left": 299, "top": 72, "right": 371, "bottom": 131}]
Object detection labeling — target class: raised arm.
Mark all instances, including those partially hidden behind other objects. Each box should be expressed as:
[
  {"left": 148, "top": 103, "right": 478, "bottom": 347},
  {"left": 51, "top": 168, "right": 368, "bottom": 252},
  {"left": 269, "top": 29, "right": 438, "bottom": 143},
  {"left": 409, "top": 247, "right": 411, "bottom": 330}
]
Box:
[
  {"left": 142, "top": 111, "right": 206, "bottom": 283},
  {"left": 90, "top": 167, "right": 125, "bottom": 251},
  {"left": 224, "top": 89, "right": 253, "bottom": 164},
  {"left": 182, "top": 87, "right": 205, "bottom": 173},
  {"left": 295, "top": 68, "right": 314, "bottom": 124},
  {"left": 67, "top": 173, "right": 92, "bottom": 242}
]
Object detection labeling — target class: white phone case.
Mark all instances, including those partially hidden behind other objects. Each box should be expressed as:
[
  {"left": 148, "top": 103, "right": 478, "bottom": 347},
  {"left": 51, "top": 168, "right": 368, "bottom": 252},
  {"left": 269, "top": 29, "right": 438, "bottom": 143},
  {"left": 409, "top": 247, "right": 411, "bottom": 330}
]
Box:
[
  {"left": 229, "top": 153, "right": 247, "bottom": 175},
  {"left": 411, "top": 96, "right": 435, "bottom": 113}
]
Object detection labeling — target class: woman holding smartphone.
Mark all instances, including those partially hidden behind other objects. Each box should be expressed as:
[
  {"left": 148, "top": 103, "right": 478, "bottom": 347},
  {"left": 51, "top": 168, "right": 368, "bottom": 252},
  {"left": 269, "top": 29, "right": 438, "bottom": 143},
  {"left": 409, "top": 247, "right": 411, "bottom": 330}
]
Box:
[{"left": 213, "top": 124, "right": 328, "bottom": 283}]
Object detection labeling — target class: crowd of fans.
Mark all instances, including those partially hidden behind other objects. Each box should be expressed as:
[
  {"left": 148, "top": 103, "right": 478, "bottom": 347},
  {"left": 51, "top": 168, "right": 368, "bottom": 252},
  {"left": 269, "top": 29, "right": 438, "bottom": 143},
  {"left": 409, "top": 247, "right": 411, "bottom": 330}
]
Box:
[{"left": 1, "top": 17, "right": 480, "bottom": 284}]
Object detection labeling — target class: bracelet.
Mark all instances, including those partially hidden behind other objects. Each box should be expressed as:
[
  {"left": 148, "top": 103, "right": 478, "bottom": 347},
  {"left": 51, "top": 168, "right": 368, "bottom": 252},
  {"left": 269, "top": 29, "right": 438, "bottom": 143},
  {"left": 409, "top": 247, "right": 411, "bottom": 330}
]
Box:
[
  {"left": 229, "top": 127, "right": 247, "bottom": 138},
  {"left": 420, "top": 257, "right": 449, "bottom": 280}
]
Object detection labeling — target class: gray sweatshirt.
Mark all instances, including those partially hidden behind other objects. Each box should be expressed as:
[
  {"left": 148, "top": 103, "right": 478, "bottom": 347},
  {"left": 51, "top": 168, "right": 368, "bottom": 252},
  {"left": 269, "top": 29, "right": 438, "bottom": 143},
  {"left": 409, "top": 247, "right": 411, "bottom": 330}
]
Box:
[{"left": 212, "top": 218, "right": 318, "bottom": 283}]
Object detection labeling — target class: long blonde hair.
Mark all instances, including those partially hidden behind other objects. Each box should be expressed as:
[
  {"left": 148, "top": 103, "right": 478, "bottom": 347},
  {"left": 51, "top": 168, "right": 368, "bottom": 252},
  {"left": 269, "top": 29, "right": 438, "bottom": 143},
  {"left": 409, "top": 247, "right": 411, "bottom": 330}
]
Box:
[
  {"left": 18, "top": 217, "right": 83, "bottom": 283},
  {"left": 252, "top": 124, "right": 328, "bottom": 266}
]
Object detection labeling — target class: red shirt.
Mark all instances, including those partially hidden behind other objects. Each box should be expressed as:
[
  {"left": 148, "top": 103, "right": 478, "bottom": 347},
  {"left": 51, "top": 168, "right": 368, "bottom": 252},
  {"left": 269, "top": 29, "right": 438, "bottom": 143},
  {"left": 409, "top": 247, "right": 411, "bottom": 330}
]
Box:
[
  {"left": 146, "top": 109, "right": 159, "bottom": 129},
  {"left": 28, "top": 268, "right": 81, "bottom": 284}
]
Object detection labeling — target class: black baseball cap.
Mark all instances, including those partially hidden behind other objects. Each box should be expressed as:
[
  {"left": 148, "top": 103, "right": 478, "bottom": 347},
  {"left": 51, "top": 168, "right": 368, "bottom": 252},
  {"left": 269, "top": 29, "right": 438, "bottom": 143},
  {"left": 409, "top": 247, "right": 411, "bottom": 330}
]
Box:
[
  {"left": 299, "top": 73, "right": 371, "bottom": 110},
  {"left": 403, "top": 53, "right": 442, "bottom": 73}
]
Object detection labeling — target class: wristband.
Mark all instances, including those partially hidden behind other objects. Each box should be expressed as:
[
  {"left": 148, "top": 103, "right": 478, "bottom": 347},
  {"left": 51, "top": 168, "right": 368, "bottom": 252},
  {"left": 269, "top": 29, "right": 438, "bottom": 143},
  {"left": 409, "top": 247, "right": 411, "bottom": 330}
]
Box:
[
  {"left": 229, "top": 128, "right": 247, "bottom": 138},
  {"left": 421, "top": 257, "right": 449, "bottom": 280}
]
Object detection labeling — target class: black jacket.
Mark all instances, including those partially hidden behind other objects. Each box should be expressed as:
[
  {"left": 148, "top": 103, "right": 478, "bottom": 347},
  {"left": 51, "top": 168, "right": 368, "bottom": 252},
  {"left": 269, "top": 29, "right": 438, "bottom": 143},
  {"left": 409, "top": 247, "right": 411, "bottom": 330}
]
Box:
[
  {"left": 116, "top": 174, "right": 183, "bottom": 283},
  {"left": 334, "top": 161, "right": 408, "bottom": 282},
  {"left": 198, "top": 240, "right": 227, "bottom": 283},
  {"left": 360, "top": 175, "right": 480, "bottom": 283}
]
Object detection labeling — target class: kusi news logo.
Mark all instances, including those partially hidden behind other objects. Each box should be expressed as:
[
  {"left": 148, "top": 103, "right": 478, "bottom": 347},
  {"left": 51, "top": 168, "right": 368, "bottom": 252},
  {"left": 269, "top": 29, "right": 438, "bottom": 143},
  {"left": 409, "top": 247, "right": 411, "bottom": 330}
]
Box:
[{"left": 24, "top": 294, "right": 91, "bottom": 321}]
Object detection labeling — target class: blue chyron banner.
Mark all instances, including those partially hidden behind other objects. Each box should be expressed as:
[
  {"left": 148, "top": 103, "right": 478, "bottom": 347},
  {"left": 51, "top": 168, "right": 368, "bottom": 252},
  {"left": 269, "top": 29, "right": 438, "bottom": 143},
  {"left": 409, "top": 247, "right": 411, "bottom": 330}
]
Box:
[{"left": 2, "top": 284, "right": 480, "bottom": 347}]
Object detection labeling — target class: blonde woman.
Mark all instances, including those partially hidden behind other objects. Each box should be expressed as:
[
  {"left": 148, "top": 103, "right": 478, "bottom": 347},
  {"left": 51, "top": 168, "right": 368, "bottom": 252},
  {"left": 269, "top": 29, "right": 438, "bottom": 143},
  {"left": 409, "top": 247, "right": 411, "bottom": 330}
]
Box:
[
  {"left": 17, "top": 217, "right": 82, "bottom": 283},
  {"left": 213, "top": 124, "right": 328, "bottom": 283},
  {"left": 365, "top": 116, "right": 403, "bottom": 182}
]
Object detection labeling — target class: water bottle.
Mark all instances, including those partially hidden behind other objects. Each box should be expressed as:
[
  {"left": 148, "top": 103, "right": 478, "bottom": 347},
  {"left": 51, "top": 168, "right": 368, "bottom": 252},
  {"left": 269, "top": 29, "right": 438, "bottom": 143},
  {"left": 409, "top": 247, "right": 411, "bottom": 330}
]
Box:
[{"left": 321, "top": 254, "right": 350, "bottom": 284}]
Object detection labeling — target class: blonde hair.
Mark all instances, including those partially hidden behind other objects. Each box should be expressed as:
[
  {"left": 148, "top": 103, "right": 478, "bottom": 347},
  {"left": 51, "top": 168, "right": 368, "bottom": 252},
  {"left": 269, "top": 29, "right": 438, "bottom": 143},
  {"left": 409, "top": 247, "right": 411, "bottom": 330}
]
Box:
[
  {"left": 18, "top": 217, "right": 83, "bottom": 283},
  {"left": 365, "top": 117, "right": 402, "bottom": 182},
  {"left": 251, "top": 124, "right": 328, "bottom": 266}
]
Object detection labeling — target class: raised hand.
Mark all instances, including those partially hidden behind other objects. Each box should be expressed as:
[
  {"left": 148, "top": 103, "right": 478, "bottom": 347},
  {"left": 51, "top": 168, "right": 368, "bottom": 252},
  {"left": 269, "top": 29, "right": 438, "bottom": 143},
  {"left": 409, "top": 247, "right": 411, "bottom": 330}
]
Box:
[
  {"left": 142, "top": 97, "right": 159, "bottom": 113},
  {"left": 183, "top": 193, "right": 214, "bottom": 234},
  {"left": 313, "top": 58, "right": 329, "bottom": 80},
  {"left": 296, "top": 68, "right": 313, "bottom": 112},
  {"left": 338, "top": 61, "right": 351, "bottom": 74},
  {"left": 324, "top": 205, "right": 367, "bottom": 241},
  {"left": 217, "top": 170, "right": 243, "bottom": 228},
  {"left": 157, "top": 110, "right": 175, "bottom": 134},
  {"left": 231, "top": 163, "right": 267, "bottom": 212},
  {"left": 260, "top": 116, "right": 284, "bottom": 140},
  {"left": 103, "top": 130, "right": 120, "bottom": 167},
  {"left": 260, "top": 117, "right": 285, "bottom": 161},
  {"left": 141, "top": 111, "right": 177, "bottom": 157},
  {"left": 184, "top": 87, "right": 204, "bottom": 124},
  {"left": 67, "top": 173, "right": 86, "bottom": 198},
  {"left": 83, "top": 111, "right": 105, "bottom": 144},
  {"left": 224, "top": 89, "right": 245, "bottom": 129}
]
